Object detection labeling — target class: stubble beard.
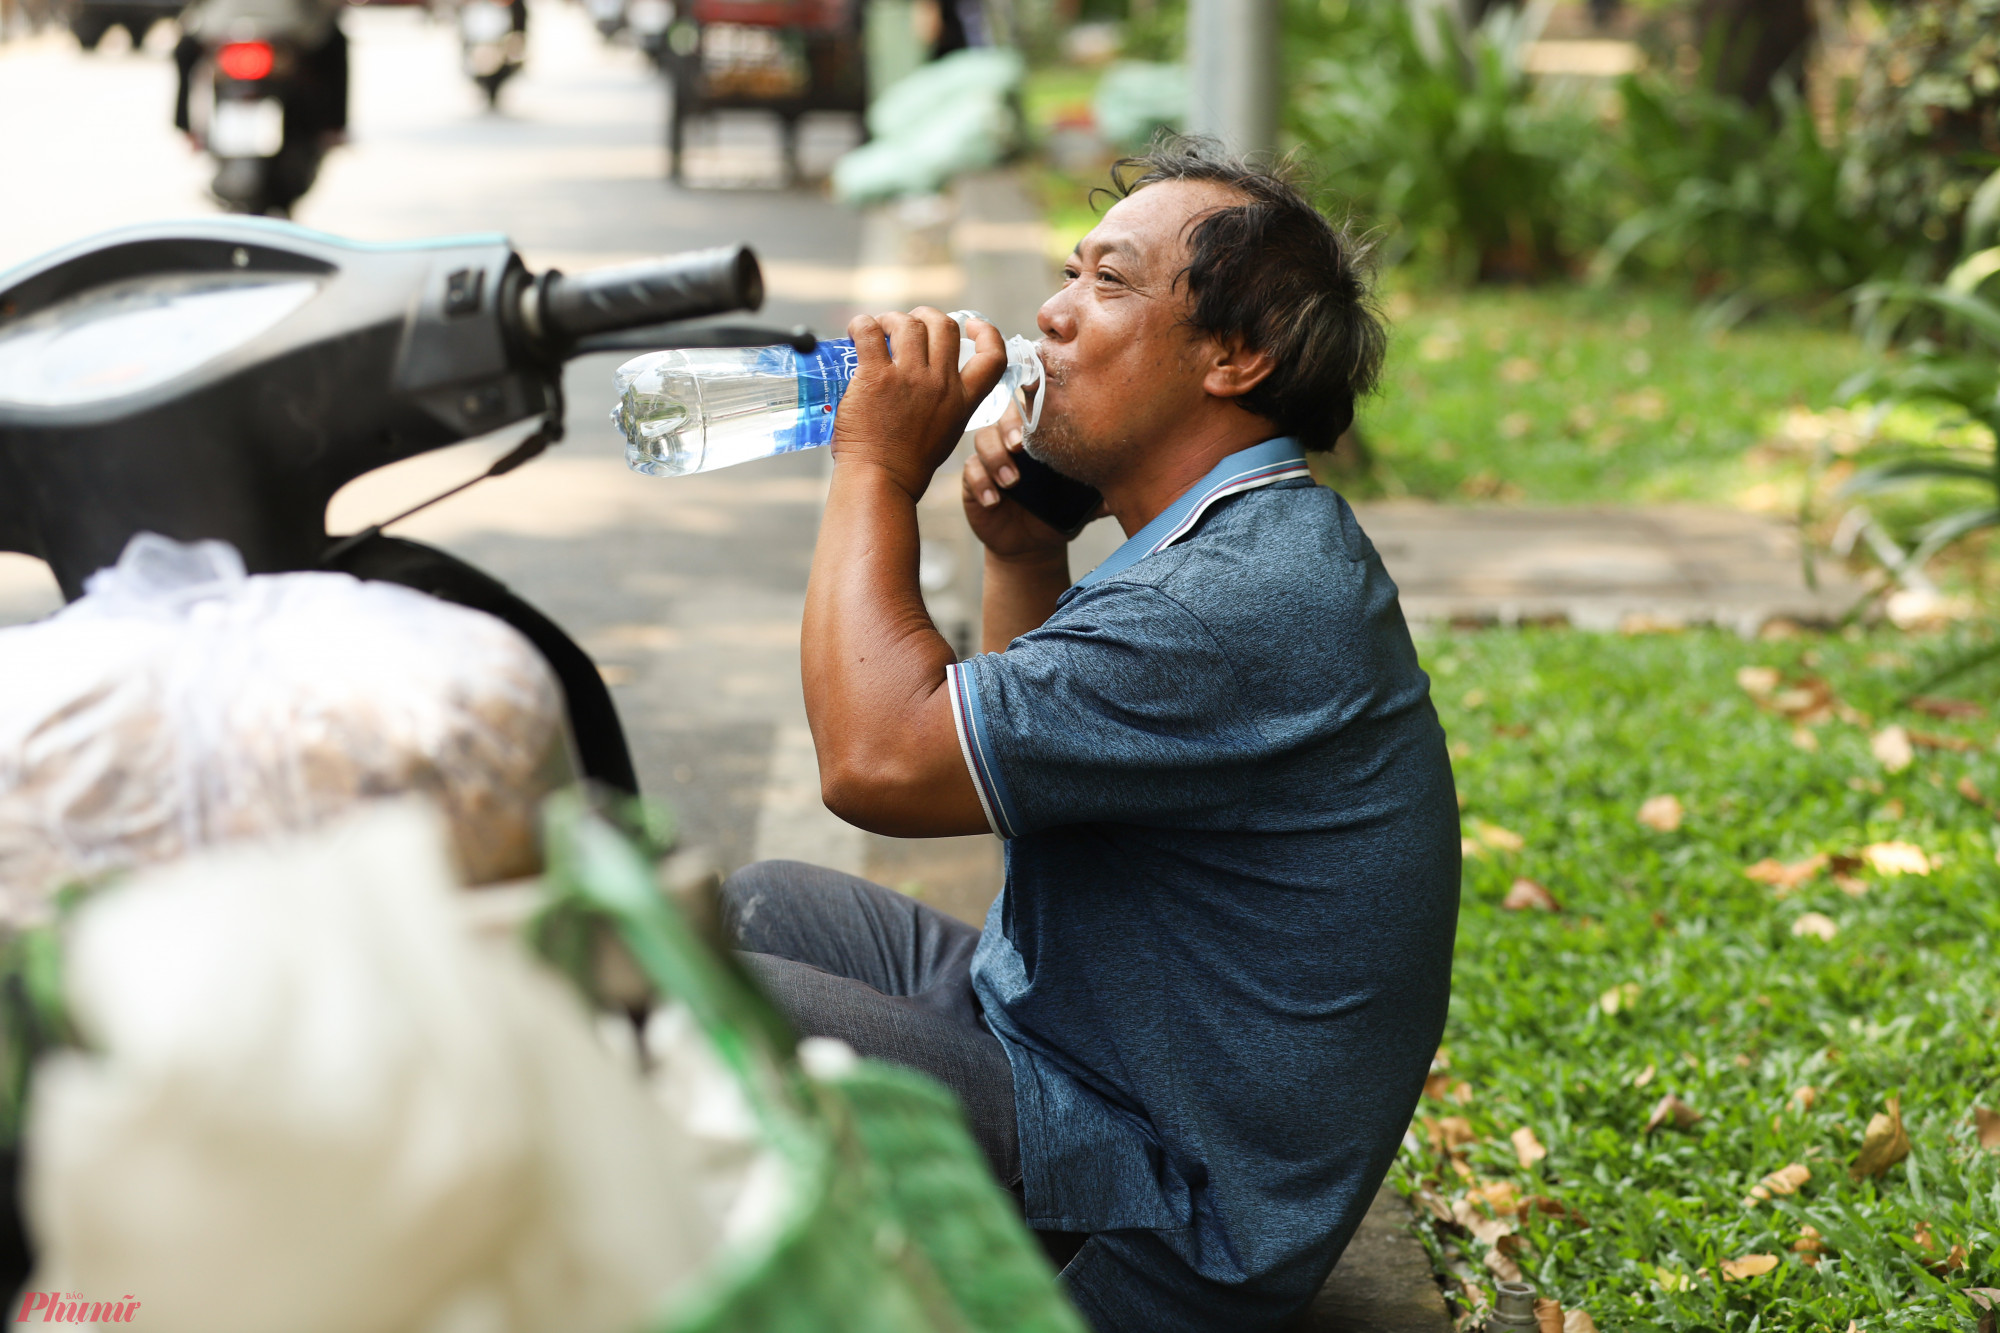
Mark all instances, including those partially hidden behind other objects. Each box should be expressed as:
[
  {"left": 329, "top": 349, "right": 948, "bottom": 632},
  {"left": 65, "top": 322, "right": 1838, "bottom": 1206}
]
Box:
[{"left": 1021, "top": 354, "right": 1113, "bottom": 487}]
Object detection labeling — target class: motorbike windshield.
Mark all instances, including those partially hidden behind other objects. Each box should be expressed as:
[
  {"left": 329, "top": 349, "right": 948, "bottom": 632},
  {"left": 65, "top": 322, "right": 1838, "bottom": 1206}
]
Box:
[{"left": 0, "top": 273, "right": 321, "bottom": 409}]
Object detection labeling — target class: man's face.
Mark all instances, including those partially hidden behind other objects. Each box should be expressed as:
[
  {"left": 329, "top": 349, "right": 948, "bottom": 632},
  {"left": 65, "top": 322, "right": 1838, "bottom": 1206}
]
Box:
[{"left": 1026, "top": 179, "right": 1244, "bottom": 486}]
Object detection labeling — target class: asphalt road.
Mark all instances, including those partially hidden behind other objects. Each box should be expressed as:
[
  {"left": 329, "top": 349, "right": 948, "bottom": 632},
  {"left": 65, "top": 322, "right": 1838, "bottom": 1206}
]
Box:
[{"left": 0, "top": 4, "right": 1008, "bottom": 890}]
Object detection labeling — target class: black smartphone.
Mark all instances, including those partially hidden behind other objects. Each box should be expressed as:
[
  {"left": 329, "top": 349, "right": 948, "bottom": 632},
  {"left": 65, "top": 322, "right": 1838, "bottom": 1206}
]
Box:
[{"left": 1001, "top": 450, "right": 1101, "bottom": 537}]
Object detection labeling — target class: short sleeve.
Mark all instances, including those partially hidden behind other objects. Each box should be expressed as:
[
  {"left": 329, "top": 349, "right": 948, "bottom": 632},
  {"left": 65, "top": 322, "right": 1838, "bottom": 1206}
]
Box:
[{"left": 944, "top": 584, "right": 1266, "bottom": 839}]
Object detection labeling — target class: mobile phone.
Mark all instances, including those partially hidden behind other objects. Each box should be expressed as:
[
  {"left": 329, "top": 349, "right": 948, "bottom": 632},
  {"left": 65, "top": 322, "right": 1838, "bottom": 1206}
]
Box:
[{"left": 1001, "top": 450, "right": 1101, "bottom": 537}]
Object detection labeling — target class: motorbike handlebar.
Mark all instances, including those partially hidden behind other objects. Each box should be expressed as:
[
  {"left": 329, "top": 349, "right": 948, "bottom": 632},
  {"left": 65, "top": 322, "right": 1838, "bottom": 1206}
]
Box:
[{"left": 525, "top": 246, "right": 764, "bottom": 349}]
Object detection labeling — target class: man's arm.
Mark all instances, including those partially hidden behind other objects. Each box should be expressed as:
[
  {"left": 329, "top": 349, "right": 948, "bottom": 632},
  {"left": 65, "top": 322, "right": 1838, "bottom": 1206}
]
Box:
[{"left": 801, "top": 309, "right": 1003, "bottom": 838}]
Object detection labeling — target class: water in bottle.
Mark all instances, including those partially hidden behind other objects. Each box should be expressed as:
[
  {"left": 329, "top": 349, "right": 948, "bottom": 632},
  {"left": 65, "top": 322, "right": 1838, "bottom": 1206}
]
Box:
[{"left": 613, "top": 310, "right": 1042, "bottom": 479}]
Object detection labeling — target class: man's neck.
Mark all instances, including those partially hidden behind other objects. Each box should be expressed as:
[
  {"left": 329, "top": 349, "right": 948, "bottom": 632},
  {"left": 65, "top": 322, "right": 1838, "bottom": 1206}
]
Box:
[{"left": 1100, "top": 417, "right": 1284, "bottom": 538}]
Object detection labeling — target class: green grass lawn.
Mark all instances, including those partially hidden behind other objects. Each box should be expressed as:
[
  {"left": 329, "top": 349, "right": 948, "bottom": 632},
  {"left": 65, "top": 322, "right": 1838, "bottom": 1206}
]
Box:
[
  {"left": 1354, "top": 286, "right": 1875, "bottom": 509},
  {"left": 1409, "top": 624, "right": 2000, "bottom": 1331}
]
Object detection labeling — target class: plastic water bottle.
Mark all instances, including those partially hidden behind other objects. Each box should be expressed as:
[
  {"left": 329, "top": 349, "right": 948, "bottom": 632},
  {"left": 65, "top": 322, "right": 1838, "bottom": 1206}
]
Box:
[{"left": 613, "top": 310, "right": 1043, "bottom": 479}]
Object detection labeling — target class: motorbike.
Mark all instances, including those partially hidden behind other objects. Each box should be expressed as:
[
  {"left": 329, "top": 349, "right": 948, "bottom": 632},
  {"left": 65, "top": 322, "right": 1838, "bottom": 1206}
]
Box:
[
  {"left": 0, "top": 218, "right": 819, "bottom": 816},
  {"left": 585, "top": 0, "right": 626, "bottom": 40},
  {"left": 176, "top": 0, "right": 349, "bottom": 215},
  {"left": 458, "top": 0, "right": 527, "bottom": 107},
  {"left": 625, "top": 0, "right": 672, "bottom": 59}
]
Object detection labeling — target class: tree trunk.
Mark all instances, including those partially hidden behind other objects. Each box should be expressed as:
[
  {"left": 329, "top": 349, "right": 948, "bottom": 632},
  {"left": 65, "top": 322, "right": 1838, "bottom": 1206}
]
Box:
[{"left": 1694, "top": 0, "right": 1816, "bottom": 109}]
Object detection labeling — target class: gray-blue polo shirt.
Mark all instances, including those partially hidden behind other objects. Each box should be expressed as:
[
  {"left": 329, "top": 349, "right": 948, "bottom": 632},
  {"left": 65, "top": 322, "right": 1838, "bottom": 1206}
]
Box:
[{"left": 943, "top": 438, "right": 1461, "bottom": 1331}]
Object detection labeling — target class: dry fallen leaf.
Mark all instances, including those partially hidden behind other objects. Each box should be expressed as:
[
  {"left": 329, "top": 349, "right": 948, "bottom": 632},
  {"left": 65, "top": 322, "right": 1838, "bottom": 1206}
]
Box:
[
  {"left": 1792, "top": 1224, "right": 1824, "bottom": 1267},
  {"left": 1911, "top": 696, "right": 1983, "bottom": 719},
  {"left": 1512, "top": 1126, "right": 1548, "bottom": 1169},
  {"left": 1744, "top": 853, "right": 1828, "bottom": 894},
  {"left": 1534, "top": 1297, "right": 1563, "bottom": 1333},
  {"left": 1638, "top": 794, "right": 1684, "bottom": 832},
  {"left": 1562, "top": 1312, "right": 1599, "bottom": 1333},
  {"left": 1792, "top": 1085, "right": 1817, "bottom": 1112},
  {"left": 1599, "top": 982, "right": 1641, "bottom": 1016},
  {"left": 1414, "top": 1187, "right": 1453, "bottom": 1223},
  {"left": 1644, "top": 1093, "right": 1703, "bottom": 1135},
  {"left": 1503, "top": 878, "right": 1561, "bottom": 911},
  {"left": 1771, "top": 678, "right": 1839, "bottom": 723},
  {"left": 1453, "top": 1195, "right": 1517, "bottom": 1246},
  {"left": 1472, "top": 819, "right": 1525, "bottom": 851},
  {"left": 1483, "top": 1246, "right": 1524, "bottom": 1283},
  {"left": 1791, "top": 727, "right": 1820, "bottom": 751},
  {"left": 1720, "top": 1253, "right": 1779, "bottom": 1281},
  {"left": 1913, "top": 1221, "right": 1968, "bottom": 1274},
  {"left": 1861, "top": 840, "right": 1930, "bottom": 876},
  {"left": 1633, "top": 1063, "right": 1656, "bottom": 1088},
  {"left": 1469, "top": 1179, "right": 1519, "bottom": 1214},
  {"left": 1792, "top": 911, "right": 1839, "bottom": 942},
  {"left": 1976, "top": 1105, "right": 2000, "bottom": 1152},
  {"left": 1910, "top": 729, "right": 1975, "bottom": 753},
  {"left": 1872, "top": 724, "right": 1915, "bottom": 773},
  {"left": 1424, "top": 1115, "right": 1478, "bottom": 1156},
  {"left": 1736, "top": 666, "right": 1781, "bottom": 698},
  {"left": 1851, "top": 1097, "right": 1912, "bottom": 1179},
  {"left": 1743, "top": 1161, "right": 1811, "bottom": 1206},
  {"left": 1461, "top": 836, "right": 1483, "bottom": 858},
  {"left": 1519, "top": 1194, "right": 1589, "bottom": 1228},
  {"left": 1967, "top": 1287, "right": 2000, "bottom": 1311}
]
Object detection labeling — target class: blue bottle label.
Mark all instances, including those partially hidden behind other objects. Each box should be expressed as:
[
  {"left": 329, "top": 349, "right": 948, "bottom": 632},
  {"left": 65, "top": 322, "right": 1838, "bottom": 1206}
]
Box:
[{"left": 773, "top": 338, "right": 859, "bottom": 452}]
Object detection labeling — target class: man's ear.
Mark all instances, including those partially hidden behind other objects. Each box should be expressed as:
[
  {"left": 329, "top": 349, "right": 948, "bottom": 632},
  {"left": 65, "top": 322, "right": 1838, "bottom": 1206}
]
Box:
[{"left": 1200, "top": 335, "right": 1278, "bottom": 401}]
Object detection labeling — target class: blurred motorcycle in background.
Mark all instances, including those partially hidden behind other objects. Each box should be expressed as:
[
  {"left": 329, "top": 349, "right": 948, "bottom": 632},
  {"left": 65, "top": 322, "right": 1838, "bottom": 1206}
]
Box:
[
  {"left": 172, "top": 0, "right": 348, "bottom": 214},
  {"left": 585, "top": 0, "right": 625, "bottom": 40},
  {"left": 62, "top": 0, "right": 185, "bottom": 50},
  {"left": 457, "top": 0, "right": 526, "bottom": 107}
]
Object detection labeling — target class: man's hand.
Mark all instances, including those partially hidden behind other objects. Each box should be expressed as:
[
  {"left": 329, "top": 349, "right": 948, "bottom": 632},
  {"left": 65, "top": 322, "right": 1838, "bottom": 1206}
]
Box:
[
  {"left": 962, "top": 402, "right": 1072, "bottom": 562},
  {"left": 833, "top": 307, "right": 1006, "bottom": 499}
]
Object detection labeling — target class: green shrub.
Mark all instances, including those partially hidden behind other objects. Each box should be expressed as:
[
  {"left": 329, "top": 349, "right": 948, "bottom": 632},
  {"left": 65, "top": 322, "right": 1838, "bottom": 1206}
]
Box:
[
  {"left": 1837, "top": 177, "right": 2000, "bottom": 578},
  {"left": 1286, "top": 0, "right": 1604, "bottom": 282},
  {"left": 1843, "top": 0, "right": 2000, "bottom": 268},
  {"left": 1594, "top": 74, "right": 1912, "bottom": 311}
]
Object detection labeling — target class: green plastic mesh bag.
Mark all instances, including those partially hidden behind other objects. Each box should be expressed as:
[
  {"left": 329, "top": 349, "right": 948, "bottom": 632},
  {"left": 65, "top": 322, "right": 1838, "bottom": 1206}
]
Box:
[{"left": 535, "top": 794, "right": 1088, "bottom": 1333}]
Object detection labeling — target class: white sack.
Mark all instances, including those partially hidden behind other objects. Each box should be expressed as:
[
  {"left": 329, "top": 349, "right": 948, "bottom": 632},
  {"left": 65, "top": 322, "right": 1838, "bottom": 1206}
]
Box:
[
  {"left": 0, "top": 534, "right": 573, "bottom": 920},
  {"left": 25, "top": 801, "right": 740, "bottom": 1333}
]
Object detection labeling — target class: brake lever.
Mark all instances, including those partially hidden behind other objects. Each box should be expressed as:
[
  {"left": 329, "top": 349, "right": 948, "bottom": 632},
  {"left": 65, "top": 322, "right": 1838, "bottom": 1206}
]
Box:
[{"left": 570, "top": 324, "right": 818, "bottom": 356}]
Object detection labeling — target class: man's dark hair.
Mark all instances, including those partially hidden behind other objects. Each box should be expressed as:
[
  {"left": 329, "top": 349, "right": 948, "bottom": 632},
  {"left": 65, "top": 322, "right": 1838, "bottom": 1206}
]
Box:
[{"left": 1101, "top": 135, "right": 1385, "bottom": 452}]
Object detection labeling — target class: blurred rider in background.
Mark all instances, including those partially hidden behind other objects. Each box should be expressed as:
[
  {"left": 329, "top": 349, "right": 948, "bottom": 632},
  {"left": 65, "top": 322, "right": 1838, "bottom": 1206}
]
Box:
[{"left": 173, "top": 0, "right": 349, "bottom": 150}]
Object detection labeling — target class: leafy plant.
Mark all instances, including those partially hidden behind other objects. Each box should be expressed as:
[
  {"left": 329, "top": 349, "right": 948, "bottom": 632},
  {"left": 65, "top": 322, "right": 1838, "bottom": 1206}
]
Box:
[
  {"left": 1287, "top": 0, "right": 1603, "bottom": 281},
  {"left": 1842, "top": 0, "right": 2000, "bottom": 268},
  {"left": 1593, "top": 73, "right": 1912, "bottom": 312},
  {"left": 1836, "top": 169, "right": 2000, "bottom": 581}
]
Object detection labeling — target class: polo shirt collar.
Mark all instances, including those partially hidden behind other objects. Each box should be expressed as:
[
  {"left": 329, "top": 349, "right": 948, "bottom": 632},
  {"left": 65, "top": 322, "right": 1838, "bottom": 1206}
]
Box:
[{"left": 1074, "top": 437, "right": 1310, "bottom": 588}]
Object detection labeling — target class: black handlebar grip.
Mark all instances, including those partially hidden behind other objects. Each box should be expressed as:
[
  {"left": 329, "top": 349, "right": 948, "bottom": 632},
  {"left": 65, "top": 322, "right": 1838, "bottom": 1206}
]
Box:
[{"left": 538, "top": 246, "right": 764, "bottom": 341}]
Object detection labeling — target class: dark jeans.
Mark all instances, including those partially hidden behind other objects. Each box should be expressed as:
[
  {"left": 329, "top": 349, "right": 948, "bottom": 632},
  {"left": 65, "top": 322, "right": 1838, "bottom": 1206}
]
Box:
[{"left": 718, "top": 860, "right": 1022, "bottom": 1187}]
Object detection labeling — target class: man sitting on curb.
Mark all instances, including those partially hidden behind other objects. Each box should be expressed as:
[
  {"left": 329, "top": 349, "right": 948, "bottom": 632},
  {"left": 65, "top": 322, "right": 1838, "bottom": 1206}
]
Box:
[{"left": 719, "top": 137, "right": 1461, "bottom": 1332}]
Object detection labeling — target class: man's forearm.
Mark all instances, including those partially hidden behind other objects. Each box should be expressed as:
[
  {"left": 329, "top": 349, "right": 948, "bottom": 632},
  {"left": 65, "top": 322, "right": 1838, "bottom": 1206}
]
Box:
[
  {"left": 981, "top": 549, "right": 1070, "bottom": 654},
  {"left": 801, "top": 459, "right": 988, "bottom": 835}
]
